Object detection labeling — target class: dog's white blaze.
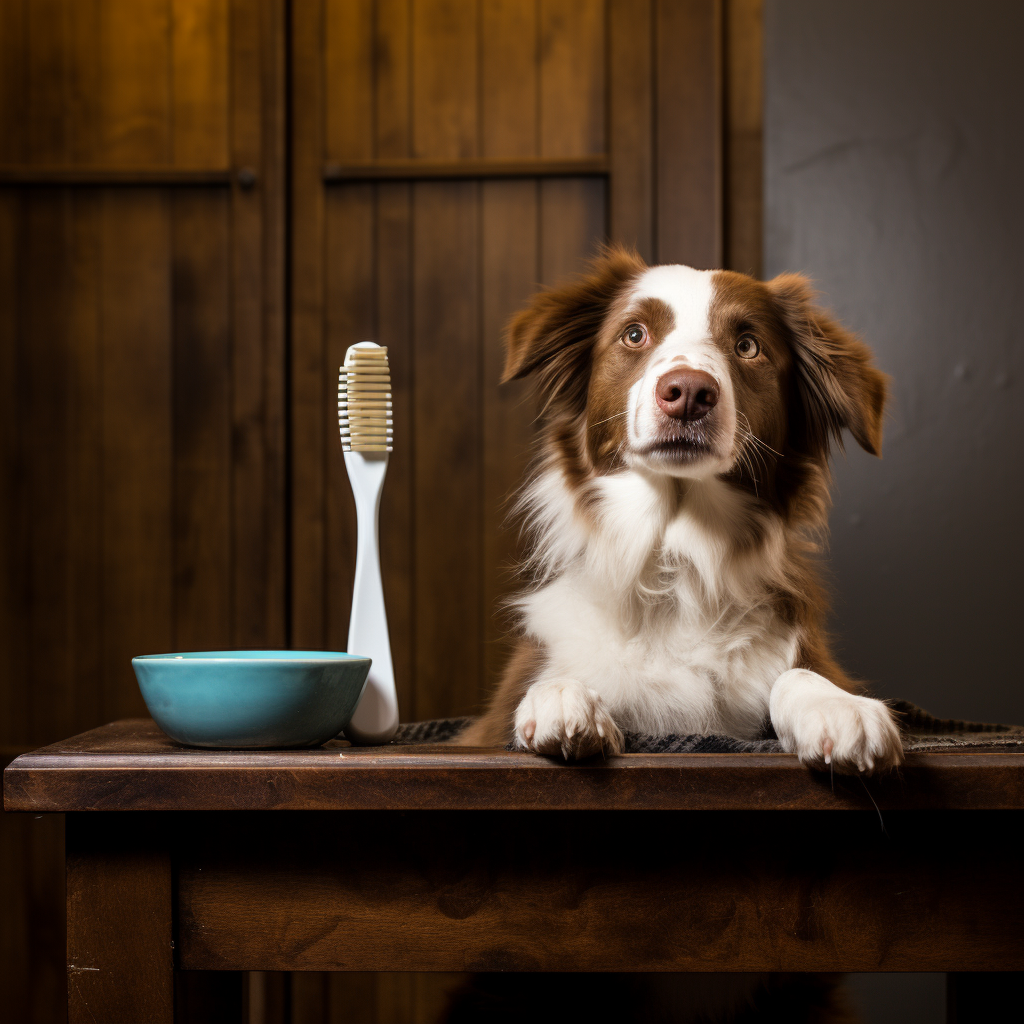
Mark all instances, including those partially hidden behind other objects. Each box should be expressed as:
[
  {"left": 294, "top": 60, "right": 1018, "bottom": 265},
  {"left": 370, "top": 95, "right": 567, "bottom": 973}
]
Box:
[{"left": 626, "top": 266, "right": 737, "bottom": 478}]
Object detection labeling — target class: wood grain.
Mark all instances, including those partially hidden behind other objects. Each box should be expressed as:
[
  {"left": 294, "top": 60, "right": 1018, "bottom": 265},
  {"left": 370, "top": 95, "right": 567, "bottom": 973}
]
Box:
[
  {"left": 290, "top": 0, "right": 329, "bottom": 650},
  {"left": 171, "top": 190, "right": 233, "bottom": 652},
  {"left": 6, "top": 719, "right": 1024, "bottom": 813},
  {"left": 608, "top": 0, "right": 654, "bottom": 259},
  {"left": 655, "top": 0, "right": 723, "bottom": 268},
  {"left": 412, "top": 0, "right": 478, "bottom": 161},
  {"left": 412, "top": 181, "right": 483, "bottom": 719},
  {"left": 323, "top": 157, "right": 609, "bottom": 181},
  {"left": 724, "top": 0, "right": 762, "bottom": 277},
  {"left": 0, "top": 167, "right": 234, "bottom": 184},
  {"left": 100, "top": 189, "right": 175, "bottom": 722},
  {"left": 176, "top": 809, "right": 1024, "bottom": 972},
  {"left": 66, "top": 813, "right": 174, "bottom": 1023}
]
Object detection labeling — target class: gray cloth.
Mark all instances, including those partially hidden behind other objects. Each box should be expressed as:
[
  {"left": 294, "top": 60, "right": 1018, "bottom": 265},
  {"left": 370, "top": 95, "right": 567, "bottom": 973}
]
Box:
[{"left": 390, "top": 701, "right": 1024, "bottom": 753}]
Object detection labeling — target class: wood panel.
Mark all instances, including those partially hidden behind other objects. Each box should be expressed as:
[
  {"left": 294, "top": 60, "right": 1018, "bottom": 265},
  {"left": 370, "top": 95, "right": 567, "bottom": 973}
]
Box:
[
  {"left": 0, "top": 0, "right": 285, "bottom": 760},
  {"left": 0, "top": 0, "right": 231, "bottom": 169},
  {"left": 0, "top": 795, "right": 66, "bottom": 1024},
  {"left": 66, "top": 813, "right": 174, "bottom": 1023},
  {"left": 724, "top": 0, "right": 763, "bottom": 276},
  {"left": 655, "top": 0, "right": 723, "bottom": 267},
  {"left": 177, "top": 810, "right": 1024, "bottom": 973},
  {"left": 0, "top": 3, "right": 286, "bottom": 1021},
  {"left": 10, "top": 720, "right": 1024, "bottom": 814}
]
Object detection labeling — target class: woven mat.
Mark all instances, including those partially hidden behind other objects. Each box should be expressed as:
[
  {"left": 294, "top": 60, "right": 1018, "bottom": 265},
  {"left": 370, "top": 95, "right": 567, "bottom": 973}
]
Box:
[{"left": 391, "top": 701, "right": 1024, "bottom": 754}]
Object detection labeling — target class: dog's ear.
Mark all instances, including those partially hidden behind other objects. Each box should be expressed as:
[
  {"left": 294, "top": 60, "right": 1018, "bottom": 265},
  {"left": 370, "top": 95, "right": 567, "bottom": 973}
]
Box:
[
  {"left": 768, "top": 274, "right": 888, "bottom": 458},
  {"left": 504, "top": 245, "right": 646, "bottom": 412}
]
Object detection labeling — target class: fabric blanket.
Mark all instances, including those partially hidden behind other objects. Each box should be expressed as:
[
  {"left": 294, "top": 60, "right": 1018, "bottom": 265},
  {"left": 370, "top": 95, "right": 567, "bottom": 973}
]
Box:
[{"left": 390, "top": 701, "right": 1024, "bottom": 753}]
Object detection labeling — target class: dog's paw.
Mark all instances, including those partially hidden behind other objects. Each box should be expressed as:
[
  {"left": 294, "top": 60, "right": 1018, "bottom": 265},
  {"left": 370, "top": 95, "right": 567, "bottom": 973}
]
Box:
[
  {"left": 770, "top": 669, "right": 903, "bottom": 775},
  {"left": 514, "top": 678, "right": 624, "bottom": 760}
]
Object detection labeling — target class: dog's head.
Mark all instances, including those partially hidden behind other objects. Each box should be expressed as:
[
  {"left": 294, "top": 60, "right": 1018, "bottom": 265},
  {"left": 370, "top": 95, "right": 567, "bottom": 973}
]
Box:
[{"left": 505, "top": 246, "right": 887, "bottom": 507}]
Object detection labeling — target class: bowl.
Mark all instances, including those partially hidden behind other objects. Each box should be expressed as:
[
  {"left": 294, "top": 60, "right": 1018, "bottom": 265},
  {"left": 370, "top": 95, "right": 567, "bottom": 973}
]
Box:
[{"left": 132, "top": 650, "right": 371, "bottom": 749}]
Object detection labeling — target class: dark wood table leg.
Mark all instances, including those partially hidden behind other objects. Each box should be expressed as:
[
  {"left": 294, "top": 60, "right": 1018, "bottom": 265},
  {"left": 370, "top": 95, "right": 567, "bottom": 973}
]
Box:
[
  {"left": 947, "top": 973, "right": 1023, "bottom": 1023},
  {"left": 66, "top": 812, "right": 174, "bottom": 1024},
  {"left": 175, "top": 971, "right": 245, "bottom": 1023}
]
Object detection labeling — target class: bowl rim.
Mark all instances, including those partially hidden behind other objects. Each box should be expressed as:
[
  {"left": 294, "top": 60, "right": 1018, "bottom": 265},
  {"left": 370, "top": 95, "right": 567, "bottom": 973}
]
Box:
[{"left": 132, "top": 650, "right": 371, "bottom": 665}]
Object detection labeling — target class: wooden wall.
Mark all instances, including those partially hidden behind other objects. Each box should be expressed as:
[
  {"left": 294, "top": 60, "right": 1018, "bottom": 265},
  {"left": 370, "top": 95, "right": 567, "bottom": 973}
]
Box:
[{"left": 0, "top": 2, "right": 760, "bottom": 1021}]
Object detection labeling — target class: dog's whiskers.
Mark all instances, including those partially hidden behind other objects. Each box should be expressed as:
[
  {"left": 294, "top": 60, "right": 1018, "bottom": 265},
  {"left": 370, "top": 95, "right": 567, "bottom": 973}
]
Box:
[
  {"left": 587, "top": 410, "right": 629, "bottom": 430},
  {"left": 737, "top": 413, "right": 784, "bottom": 458}
]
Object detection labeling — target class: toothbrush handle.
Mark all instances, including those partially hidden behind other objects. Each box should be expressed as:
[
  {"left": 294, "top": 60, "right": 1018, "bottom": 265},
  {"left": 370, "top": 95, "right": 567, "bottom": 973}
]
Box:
[{"left": 343, "top": 451, "right": 399, "bottom": 744}]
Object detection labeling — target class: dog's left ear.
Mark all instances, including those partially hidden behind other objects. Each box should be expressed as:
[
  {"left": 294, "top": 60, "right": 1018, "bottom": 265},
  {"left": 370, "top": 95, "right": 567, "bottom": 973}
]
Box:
[{"left": 769, "top": 274, "right": 888, "bottom": 458}]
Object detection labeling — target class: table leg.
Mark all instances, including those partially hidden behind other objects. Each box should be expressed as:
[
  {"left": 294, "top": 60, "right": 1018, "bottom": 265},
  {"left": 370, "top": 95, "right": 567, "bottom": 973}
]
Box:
[
  {"left": 175, "top": 971, "right": 245, "bottom": 1023},
  {"left": 66, "top": 813, "right": 174, "bottom": 1024},
  {"left": 947, "top": 973, "right": 1023, "bottom": 1023}
]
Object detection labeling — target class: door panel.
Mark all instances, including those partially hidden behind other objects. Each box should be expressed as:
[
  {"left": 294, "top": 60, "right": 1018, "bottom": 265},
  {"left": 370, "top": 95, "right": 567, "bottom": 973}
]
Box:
[
  {"left": 0, "top": 0, "right": 230, "bottom": 169},
  {"left": 0, "top": 0, "right": 285, "bottom": 742}
]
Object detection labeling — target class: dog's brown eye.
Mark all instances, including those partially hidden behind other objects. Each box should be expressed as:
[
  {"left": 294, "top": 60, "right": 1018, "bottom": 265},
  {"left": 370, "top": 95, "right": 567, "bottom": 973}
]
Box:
[
  {"left": 621, "top": 324, "right": 648, "bottom": 348},
  {"left": 735, "top": 334, "right": 760, "bottom": 359}
]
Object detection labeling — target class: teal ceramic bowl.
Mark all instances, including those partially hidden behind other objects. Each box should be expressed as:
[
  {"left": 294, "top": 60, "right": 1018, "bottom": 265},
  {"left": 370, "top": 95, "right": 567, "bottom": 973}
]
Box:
[{"left": 132, "top": 651, "right": 371, "bottom": 749}]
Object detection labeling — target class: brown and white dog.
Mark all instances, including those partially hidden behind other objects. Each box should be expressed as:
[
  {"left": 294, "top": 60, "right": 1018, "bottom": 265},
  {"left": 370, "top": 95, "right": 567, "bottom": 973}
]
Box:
[{"left": 459, "top": 246, "right": 903, "bottom": 775}]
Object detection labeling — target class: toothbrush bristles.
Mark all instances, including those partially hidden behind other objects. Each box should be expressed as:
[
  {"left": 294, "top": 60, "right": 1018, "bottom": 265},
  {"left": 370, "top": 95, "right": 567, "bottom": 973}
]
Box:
[{"left": 338, "top": 343, "right": 394, "bottom": 452}]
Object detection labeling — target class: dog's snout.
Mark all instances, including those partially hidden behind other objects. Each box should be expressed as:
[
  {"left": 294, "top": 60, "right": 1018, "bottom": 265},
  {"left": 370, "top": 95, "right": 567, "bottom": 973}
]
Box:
[{"left": 655, "top": 368, "right": 720, "bottom": 421}]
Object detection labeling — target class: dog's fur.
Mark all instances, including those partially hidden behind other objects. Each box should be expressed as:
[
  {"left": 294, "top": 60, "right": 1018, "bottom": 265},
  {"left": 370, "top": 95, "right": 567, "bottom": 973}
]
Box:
[{"left": 458, "top": 247, "right": 902, "bottom": 774}]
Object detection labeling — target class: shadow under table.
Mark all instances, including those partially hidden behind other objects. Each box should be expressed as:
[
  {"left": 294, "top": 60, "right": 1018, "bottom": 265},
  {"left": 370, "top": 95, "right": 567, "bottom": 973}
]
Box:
[{"left": 4, "top": 718, "right": 1023, "bottom": 1023}]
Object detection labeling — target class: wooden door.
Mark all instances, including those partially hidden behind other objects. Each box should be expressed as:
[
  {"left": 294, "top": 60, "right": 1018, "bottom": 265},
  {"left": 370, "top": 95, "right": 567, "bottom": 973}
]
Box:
[
  {"left": 0, "top": 2, "right": 285, "bottom": 1019},
  {"left": 291, "top": 0, "right": 728, "bottom": 727}
]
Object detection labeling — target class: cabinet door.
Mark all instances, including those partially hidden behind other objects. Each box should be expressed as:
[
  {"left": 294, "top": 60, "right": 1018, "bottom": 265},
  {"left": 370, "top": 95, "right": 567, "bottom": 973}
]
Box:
[{"left": 291, "top": 0, "right": 723, "bottom": 724}]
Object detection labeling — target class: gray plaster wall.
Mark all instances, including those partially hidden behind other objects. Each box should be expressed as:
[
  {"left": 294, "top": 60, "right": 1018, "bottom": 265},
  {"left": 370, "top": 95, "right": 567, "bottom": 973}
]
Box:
[{"left": 764, "top": 0, "right": 1024, "bottom": 725}]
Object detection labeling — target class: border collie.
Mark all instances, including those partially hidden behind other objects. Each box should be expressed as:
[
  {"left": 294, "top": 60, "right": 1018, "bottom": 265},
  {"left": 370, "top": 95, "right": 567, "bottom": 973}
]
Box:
[{"left": 459, "top": 246, "right": 902, "bottom": 775}]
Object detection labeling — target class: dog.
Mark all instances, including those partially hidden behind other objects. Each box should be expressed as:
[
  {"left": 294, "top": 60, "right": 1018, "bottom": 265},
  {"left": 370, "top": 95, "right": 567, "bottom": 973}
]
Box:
[{"left": 459, "top": 245, "right": 902, "bottom": 775}]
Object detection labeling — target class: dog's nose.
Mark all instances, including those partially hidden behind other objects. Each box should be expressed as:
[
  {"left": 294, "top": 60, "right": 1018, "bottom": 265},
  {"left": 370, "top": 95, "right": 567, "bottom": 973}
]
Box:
[{"left": 655, "top": 368, "right": 720, "bottom": 421}]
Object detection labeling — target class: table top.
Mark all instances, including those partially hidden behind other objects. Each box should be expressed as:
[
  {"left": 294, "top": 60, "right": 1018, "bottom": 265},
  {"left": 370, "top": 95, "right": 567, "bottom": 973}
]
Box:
[{"left": 4, "top": 718, "right": 1024, "bottom": 812}]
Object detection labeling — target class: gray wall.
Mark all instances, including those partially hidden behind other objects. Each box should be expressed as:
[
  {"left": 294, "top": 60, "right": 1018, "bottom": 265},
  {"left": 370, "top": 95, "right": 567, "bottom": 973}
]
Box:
[{"left": 765, "top": 0, "right": 1024, "bottom": 725}]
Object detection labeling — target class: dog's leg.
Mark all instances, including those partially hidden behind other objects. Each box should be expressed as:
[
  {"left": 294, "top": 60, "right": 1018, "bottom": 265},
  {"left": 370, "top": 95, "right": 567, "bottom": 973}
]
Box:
[
  {"left": 514, "top": 678, "right": 624, "bottom": 760},
  {"left": 769, "top": 669, "right": 903, "bottom": 774},
  {"left": 455, "top": 640, "right": 546, "bottom": 747}
]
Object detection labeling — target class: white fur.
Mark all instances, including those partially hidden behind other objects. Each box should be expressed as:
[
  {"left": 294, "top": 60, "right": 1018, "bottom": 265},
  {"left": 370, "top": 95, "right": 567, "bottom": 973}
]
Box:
[
  {"left": 516, "top": 467, "right": 799, "bottom": 744},
  {"left": 770, "top": 669, "right": 902, "bottom": 772},
  {"left": 514, "top": 678, "right": 623, "bottom": 758},
  {"left": 624, "top": 265, "right": 738, "bottom": 479}
]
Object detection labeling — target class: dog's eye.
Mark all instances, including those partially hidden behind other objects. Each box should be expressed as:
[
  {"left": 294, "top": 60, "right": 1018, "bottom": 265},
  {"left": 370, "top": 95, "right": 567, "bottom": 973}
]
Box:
[
  {"left": 621, "top": 324, "right": 648, "bottom": 348},
  {"left": 735, "top": 334, "right": 760, "bottom": 359}
]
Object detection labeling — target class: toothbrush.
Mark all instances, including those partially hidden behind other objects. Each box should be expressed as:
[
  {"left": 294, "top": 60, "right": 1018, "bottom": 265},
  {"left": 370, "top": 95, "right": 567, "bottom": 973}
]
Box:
[{"left": 337, "top": 341, "right": 399, "bottom": 744}]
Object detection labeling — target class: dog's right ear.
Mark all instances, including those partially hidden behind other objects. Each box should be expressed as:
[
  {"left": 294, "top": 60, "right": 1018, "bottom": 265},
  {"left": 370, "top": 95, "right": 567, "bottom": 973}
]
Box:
[{"left": 504, "top": 245, "right": 646, "bottom": 413}]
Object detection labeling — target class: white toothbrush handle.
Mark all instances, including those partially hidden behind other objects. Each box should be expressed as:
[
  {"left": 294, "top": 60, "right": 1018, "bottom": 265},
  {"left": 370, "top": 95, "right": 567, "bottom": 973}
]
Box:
[{"left": 343, "top": 450, "right": 399, "bottom": 744}]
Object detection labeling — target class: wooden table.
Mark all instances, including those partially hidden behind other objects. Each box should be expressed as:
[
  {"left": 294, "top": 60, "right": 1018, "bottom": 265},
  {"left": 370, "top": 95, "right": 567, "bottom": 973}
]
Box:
[{"left": 4, "top": 719, "right": 1023, "bottom": 1023}]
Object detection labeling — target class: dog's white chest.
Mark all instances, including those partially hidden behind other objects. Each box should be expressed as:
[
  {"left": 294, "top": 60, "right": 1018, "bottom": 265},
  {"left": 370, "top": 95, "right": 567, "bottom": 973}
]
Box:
[{"left": 520, "top": 570, "right": 798, "bottom": 741}]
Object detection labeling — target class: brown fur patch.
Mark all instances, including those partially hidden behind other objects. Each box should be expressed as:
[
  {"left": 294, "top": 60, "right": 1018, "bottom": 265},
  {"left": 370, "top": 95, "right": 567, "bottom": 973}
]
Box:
[
  {"left": 456, "top": 639, "right": 547, "bottom": 747},
  {"left": 585, "top": 295, "right": 677, "bottom": 471},
  {"left": 503, "top": 245, "right": 647, "bottom": 419}
]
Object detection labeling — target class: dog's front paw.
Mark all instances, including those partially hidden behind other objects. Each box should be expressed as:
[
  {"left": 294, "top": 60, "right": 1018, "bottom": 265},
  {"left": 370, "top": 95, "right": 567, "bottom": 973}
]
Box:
[
  {"left": 514, "top": 678, "right": 624, "bottom": 760},
  {"left": 770, "top": 669, "right": 903, "bottom": 775}
]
